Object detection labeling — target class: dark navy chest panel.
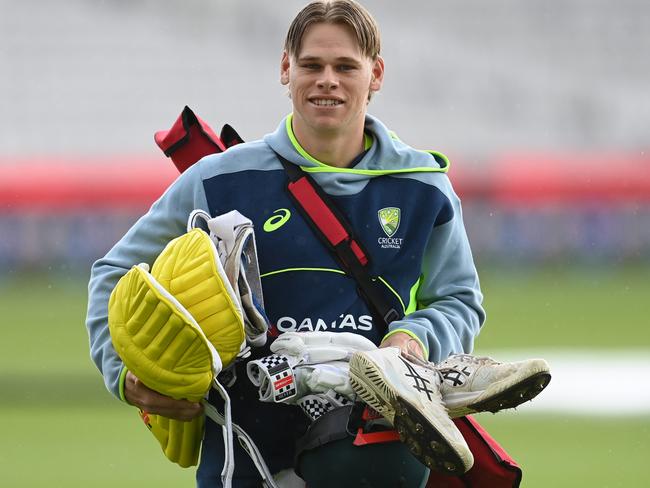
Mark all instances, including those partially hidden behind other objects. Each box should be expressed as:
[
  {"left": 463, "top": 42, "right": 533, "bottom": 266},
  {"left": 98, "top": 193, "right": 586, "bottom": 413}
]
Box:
[{"left": 203, "top": 169, "right": 453, "bottom": 342}]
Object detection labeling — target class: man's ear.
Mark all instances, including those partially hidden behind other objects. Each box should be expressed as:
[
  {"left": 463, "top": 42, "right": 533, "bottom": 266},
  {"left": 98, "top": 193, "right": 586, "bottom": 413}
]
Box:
[
  {"left": 369, "top": 55, "right": 385, "bottom": 92},
  {"left": 280, "top": 51, "right": 291, "bottom": 86}
]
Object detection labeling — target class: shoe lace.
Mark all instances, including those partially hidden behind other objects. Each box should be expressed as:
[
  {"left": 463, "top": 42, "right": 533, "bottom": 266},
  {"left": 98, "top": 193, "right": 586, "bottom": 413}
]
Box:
[
  {"left": 447, "top": 353, "right": 499, "bottom": 366},
  {"left": 399, "top": 350, "right": 445, "bottom": 384}
]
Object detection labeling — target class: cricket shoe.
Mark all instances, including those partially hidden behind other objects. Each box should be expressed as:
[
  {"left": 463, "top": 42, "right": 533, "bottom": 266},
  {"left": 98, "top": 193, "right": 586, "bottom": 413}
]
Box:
[
  {"left": 349, "top": 347, "right": 473, "bottom": 475},
  {"left": 435, "top": 354, "right": 551, "bottom": 418}
]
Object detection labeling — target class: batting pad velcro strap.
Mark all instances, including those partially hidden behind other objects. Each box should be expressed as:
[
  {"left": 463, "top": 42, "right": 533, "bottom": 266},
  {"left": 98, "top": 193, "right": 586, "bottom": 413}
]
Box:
[
  {"left": 108, "top": 264, "right": 217, "bottom": 401},
  {"left": 151, "top": 227, "right": 246, "bottom": 369},
  {"left": 246, "top": 354, "right": 298, "bottom": 403}
]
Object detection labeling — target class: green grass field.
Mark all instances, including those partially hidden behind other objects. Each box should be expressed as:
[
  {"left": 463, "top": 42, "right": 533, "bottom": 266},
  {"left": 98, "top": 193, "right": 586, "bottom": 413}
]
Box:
[{"left": 1, "top": 267, "right": 648, "bottom": 487}]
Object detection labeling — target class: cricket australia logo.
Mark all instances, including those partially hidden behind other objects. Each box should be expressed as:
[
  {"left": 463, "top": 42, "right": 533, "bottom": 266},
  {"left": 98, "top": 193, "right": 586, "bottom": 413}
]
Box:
[
  {"left": 377, "top": 207, "right": 403, "bottom": 249},
  {"left": 378, "top": 207, "right": 400, "bottom": 237}
]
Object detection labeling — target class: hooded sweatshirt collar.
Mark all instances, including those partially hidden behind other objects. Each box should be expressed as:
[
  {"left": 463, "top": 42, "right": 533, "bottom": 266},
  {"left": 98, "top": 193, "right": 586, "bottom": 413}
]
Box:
[{"left": 263, "top": 113, "right": 449, "bottom": 176}]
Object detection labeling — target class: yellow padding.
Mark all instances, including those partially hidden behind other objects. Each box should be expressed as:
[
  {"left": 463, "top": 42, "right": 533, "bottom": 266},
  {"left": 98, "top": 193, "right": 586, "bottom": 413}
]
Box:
[
  {"left": 151, "top": 228, "right": 245, "bottom": 368},
  {"left": 109, "top": 265, "right": 214, "bottom": 402},
  {"left": 140, "top": 410, "right": 204, "bottom": 468}
]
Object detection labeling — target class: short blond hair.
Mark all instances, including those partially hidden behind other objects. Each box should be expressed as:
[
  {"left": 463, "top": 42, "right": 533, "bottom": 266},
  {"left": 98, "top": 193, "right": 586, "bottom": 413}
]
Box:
[{"left": 284, "top": 0, "right": 381, "bottom": 60}]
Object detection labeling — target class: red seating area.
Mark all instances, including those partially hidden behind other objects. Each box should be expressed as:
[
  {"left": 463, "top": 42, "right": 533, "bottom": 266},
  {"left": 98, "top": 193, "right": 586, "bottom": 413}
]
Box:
[{"left": 2, "top": 153, "right": 648, "bottom": 211}]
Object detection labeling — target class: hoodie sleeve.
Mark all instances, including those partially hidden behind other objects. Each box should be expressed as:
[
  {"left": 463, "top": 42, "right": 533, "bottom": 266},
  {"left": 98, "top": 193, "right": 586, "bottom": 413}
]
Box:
[
  {"left": 85, "top": 162, "right": 210, "bottom": 400},
  {"left": 383, "top": 179, "right": 485, "bottom": 363}
]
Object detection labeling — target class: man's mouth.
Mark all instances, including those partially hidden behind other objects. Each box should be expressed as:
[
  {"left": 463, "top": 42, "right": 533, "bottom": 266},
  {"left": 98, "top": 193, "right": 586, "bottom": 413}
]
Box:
[{"left": 309, "top": 98, "right": 343, "bottom": 107}]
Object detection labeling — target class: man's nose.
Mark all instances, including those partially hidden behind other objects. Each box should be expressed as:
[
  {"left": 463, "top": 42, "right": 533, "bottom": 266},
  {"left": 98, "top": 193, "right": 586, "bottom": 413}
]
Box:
[{"left": 317, "top": 66, "right": 339, "bottom": 89}]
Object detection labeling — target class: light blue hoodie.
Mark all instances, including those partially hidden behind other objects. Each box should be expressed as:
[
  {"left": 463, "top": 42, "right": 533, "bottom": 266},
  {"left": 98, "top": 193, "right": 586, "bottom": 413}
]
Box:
[{"left": 86, "top": 113, "right": 485, "bottom": 401}]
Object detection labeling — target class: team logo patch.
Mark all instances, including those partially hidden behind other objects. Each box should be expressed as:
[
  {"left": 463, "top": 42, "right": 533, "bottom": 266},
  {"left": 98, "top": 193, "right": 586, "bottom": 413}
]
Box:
[
  {"left": 377, "top": 207, "right": 403, "bottom": 249},
  {"left": 378, "top": 207, "right": 401, "bottom": 237}
]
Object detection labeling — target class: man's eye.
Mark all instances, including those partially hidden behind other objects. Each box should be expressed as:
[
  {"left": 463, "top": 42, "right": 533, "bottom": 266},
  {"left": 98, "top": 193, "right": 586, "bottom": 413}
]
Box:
[
  {"left": 303, "top": 64, "right": 320, "bottom": 70},
  {"left": 338, "top": 65, "right": 355, "bottom": 72}
]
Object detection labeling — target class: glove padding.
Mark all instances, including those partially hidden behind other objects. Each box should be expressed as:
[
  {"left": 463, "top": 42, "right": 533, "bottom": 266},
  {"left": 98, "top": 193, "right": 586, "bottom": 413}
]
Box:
[
  {"left": 247, "top": 332, "right": 377, "bottom": 414},
  {"left": 270, "top": 331, "right": 377, "bottom": 363}
]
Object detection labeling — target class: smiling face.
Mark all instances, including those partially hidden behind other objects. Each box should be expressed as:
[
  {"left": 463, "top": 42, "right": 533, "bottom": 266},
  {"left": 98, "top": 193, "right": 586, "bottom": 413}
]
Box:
[{"left": 280, "top": 22, "right": 384, "bottom": 140}]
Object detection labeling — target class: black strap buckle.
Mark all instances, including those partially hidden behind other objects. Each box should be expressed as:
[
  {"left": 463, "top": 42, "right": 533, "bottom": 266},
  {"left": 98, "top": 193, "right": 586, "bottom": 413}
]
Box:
[{"left": 383, "top": 308, "right": 401, "bottom": 325}]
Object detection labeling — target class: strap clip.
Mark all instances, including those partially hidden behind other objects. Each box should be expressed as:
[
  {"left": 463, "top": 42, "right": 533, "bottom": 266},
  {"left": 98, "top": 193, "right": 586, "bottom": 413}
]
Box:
[{"left": 347, "top": 403, "right": 400, "bottom": 446}]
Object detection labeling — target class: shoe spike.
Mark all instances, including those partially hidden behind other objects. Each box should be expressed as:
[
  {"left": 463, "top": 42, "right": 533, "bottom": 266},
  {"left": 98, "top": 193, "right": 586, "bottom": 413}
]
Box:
[{"left": 444, "top": 462, "right": 457, "bottom": 472}]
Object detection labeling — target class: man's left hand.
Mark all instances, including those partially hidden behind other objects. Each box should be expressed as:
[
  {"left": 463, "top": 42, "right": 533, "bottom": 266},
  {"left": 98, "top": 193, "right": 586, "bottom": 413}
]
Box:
[{"left": 380, "top": 332, "right": 425, "bottom": 360}]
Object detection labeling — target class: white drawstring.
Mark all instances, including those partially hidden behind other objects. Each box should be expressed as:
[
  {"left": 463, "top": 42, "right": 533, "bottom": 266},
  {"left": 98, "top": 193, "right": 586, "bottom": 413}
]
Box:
[
  {"left": 186, "top": 209, "right": 275, "bottom": 485},
  {"left": 202, "top": 394, "right": 280, "bottom": 488}
]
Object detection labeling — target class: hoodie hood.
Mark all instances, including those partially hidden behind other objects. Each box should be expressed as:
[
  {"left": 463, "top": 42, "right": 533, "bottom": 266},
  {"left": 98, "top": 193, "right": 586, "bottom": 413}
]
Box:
[{"left": 263, "top": 114, "right": 449, "bottom": 184}]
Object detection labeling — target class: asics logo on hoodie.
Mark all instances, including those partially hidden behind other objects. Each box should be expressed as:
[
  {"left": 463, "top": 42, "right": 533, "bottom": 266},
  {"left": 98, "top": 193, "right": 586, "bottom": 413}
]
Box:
[{"left": 263, "top": 208, "right": 291, "bottom": 232}]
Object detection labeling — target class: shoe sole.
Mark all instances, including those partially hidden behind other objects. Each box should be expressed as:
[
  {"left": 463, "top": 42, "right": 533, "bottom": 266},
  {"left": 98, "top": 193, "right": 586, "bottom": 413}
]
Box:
[
  {"left": 349, "top": 353, "right": 472, "bottom": 475},
  {"left": 446, "top": 370, "right": 552, "bottom": 418}
]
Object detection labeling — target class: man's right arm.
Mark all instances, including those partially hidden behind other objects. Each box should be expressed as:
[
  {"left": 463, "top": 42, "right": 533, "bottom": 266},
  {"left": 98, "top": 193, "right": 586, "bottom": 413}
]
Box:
[{"left": 85, "top": 162, "right": 210, "bottom": 405}]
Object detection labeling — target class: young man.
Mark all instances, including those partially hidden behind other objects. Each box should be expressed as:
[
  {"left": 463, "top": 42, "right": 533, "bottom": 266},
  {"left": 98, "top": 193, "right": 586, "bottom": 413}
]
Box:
[{"left": 87, "top": 1, "right": 549, "bottom": 487}]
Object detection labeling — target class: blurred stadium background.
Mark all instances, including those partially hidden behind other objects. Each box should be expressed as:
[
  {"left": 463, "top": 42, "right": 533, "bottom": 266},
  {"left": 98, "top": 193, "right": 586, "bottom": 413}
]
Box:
[{"left": 1, "top": 0, "right": 648, "bottom": 486}]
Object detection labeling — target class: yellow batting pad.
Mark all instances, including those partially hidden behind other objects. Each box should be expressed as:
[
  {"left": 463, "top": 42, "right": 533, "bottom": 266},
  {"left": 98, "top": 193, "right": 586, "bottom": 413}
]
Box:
[
  {"left": 139, "top": 410, "right": 204, "bottom": 468},
  {"left": 151, "top": 228, "right": 245, "bottom": 368},
  {"left": 108, "top": 265, "right": 214, "bottom": 402}
]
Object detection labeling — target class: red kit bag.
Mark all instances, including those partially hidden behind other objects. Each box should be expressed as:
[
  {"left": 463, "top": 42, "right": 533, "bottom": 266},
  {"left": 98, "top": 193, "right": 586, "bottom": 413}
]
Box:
[
  {"left": 154, "top": 106, "right": 243, "bottom": 173},
  {"left": 426, "top": 416, "right": 522, "bottom": 488}
]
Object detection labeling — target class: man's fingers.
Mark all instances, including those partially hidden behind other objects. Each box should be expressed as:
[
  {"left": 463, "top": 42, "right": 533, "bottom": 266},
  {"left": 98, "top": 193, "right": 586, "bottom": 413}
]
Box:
[
  {"left": 380, "top": 332, "right": 425, "bottom": 360},
  {"left": 141, "top": 402, "right": 203, "bottom": 422},
  {"left": 125, "top": 371, "right": 203, "bottom": 421},
  {"left": 137, "top": 389, "right": 203, "bottom": 421}
]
